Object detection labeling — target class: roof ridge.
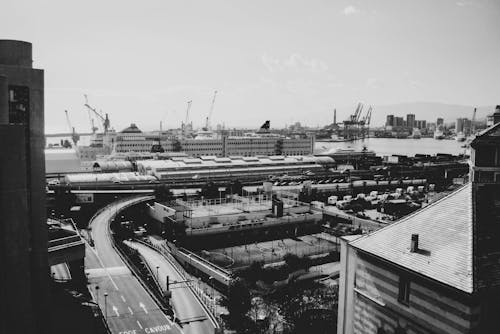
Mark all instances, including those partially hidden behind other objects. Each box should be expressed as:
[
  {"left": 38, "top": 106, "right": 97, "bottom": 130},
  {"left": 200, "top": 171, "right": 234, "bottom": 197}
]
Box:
[{"left": 350, "top": 183, "right": 471, "bottom": 246}]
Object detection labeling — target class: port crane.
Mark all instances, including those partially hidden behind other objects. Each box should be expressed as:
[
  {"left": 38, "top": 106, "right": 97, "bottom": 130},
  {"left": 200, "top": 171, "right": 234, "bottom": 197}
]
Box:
[
  {"left": 203, "top": 90, "right": 218, "bottom": 131},
  {"left": 64, "top": 109, "right": 80, "bottom": 148},
  {"left": 343, "top": 103, "right": 367, "bottom": 140},
  {"left": 360, "top": 106, "right": 373, "bottom": 138},
  {"left": 183, "top": 100, "right": 193, "bottom": 136},
  {"left": 84, "top": 94, "right": 111, "bottom": 133}
]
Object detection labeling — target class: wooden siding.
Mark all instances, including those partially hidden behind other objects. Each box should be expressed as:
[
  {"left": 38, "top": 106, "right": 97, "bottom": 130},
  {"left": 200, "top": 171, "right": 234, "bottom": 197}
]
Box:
[{"left": 352, "top": 256, "right": 476, "bottom": 334}]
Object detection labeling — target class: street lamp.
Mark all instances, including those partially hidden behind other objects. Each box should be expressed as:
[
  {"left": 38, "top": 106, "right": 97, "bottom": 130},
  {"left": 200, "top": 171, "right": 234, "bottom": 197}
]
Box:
[
  {"left": 156, "top": 265, "right": 160, "bottom": 284},
  {"left": 95, "top": 285, "right": 100, "bottom": 306},
  {"left": 208, "top": 276, "right": 215, "bottom": 313},
  {"left": 104, "top": 292, "right": 108, "bottom": 320}
]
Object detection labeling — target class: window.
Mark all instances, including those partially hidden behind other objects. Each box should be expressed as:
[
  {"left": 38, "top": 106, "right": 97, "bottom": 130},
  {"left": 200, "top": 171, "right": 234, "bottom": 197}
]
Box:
[{"left": 398, "top": 275, "right": 410, "bottom": 305}]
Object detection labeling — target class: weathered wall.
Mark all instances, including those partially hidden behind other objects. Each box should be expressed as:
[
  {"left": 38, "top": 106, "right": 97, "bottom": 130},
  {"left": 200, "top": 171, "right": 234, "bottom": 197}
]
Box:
[{"left": 352, "top": 254, "right": 475, "bottom": 334}]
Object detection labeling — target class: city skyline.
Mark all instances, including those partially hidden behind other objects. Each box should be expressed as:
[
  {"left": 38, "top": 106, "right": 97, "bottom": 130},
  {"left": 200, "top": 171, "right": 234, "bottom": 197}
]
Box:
[{"left": 1, "top": 0, "right": 499, "bottom": 133}]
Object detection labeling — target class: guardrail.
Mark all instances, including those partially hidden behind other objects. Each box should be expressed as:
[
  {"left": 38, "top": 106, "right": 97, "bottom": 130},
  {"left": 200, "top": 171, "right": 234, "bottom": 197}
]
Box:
[{"left": 138, "top": 238, "right": 223, "bottom": 328}]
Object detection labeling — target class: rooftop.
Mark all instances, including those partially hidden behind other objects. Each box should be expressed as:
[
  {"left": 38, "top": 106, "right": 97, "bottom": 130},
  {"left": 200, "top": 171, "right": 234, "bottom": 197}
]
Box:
[{"left": 351, "top": 183, "right": 474, "bottom": 293}]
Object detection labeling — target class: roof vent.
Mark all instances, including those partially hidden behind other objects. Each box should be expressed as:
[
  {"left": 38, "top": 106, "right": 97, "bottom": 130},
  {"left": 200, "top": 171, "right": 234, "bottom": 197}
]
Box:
[{"left": 410, "top": 234, "right": 419, "bottom": 252}]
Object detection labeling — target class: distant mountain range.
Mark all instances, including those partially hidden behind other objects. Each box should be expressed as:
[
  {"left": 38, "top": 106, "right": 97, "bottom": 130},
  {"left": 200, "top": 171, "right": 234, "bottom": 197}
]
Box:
[{"left": 369, "top": 102, "right": 495, "bottom": 127}]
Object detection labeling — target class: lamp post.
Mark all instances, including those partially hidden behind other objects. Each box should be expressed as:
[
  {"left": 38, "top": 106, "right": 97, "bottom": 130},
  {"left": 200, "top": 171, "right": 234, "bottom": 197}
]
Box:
[
  {"left": 208, "top": 276, "right": 215, "bottom": 313},
  {"left": 156, "top": 265, "right": 160, "bottom": 284},
  {"left": 104, "top": 292, "right": 108, "bottom": 320},
  {"left": 95, "top": 285, "right": 100, "bottom": 306}
]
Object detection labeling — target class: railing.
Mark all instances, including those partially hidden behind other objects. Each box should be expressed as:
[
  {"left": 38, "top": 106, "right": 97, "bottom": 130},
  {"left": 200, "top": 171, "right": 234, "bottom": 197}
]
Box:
[{"left": 138, "top": 238, "right": 223, "bottom": 327}]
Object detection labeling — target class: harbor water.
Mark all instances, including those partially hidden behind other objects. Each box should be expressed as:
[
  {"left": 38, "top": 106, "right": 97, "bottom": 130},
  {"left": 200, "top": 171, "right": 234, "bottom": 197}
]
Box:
[{"left": 315, "top": 138, "right": 468, "bottom": 157}]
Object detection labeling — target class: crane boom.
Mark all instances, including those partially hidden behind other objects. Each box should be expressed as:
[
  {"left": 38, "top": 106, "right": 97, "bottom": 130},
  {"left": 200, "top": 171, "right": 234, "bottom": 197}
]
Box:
[
  {"left": 185, "top": 100, "right": 192, "bottom": 126},
  {"left": 205, "top": 90, "right": 218, "bottom": 130},
  {"left": 64, "top": 109, "right": 80, "bottom": 147},
  {"left": 84, "top": 94, "right": 111, "bottom": 133}
]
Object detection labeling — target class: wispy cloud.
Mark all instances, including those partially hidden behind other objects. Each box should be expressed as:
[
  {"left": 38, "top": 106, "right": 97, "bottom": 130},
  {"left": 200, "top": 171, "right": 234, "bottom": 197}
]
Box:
[
  {"left": 342, "top": 5, "right": 359, "bottom": 16},
  {"left": 366, "top": 77, "right": 382, "bottom": 89},
  {"left": 456, "top": 0, "right": 482, "bottom": 7},
  {"left": 261, "top": 53, "right": 329, "bottom": 73}
]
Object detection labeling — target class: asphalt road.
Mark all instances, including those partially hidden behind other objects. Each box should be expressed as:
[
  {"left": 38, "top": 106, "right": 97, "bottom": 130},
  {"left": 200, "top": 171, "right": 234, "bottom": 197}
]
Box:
[
  {"left": 125, "top": 240, "right": 216, "bottom": 334},
  {"left": 85, "top": 196, "right": 183, "bottom": 334}
]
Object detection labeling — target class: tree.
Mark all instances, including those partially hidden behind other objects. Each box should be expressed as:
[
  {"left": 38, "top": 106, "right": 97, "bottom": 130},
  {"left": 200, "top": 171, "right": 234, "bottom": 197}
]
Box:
[
  {"left": 155, "top": 184, "right": 173, "bottom": 202},
  {"left": 201, "top": 181, "right": 219, "bottom": 199},
  {"left": 227, "top": 179, "right": 243, "bottom": 196},
  {"left": 220, "top": 278, "right": 252, "bottom": 329},
  {"left": 172, "top": 139, "right": 182, "bottom": 152}
]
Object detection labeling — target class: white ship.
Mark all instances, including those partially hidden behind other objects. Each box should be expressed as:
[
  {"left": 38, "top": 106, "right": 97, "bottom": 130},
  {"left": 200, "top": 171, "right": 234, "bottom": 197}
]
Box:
[
  {"left": 434, "top": 127, "right": 445, "bottom": 140},
  {"left": 456, "top": 132, "right": 466, "bottom": 142},
  {"left": 76, "top": 120, "right": 314, "bottom": 159}
]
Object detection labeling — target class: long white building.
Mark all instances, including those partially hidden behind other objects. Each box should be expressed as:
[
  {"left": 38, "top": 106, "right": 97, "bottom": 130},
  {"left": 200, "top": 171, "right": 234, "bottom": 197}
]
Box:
[{"left": 111, "top": 123, "right": 315, "bottom": 157}]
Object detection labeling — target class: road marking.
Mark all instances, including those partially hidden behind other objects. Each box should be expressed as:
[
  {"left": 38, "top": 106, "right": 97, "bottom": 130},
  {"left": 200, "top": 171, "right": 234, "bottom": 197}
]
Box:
[
  {"left": 144, "top": 324, "right": 171, "bottom": 333},
  {"left": 85, "top": 239, "right": 119, "bottom": 291},
  {"left": 128, "top": 306, "right": 134, "bottom": 315},
  {"left": 136, "top": 321, "right": 143, "bottom": 329},
  {"left": 112, "top": 305, "right": 120, "bottom": 317},
  {"left": 139, "top": 302, "right": 148, "bottom": 314},
  {"left": 121, "top": 295, "right": 126, "bottom": 302}
]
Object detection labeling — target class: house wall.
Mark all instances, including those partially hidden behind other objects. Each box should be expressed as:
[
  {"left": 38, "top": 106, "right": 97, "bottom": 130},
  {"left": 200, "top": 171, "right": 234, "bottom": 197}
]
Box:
[{"left": 350, "top": 253, "right": 477, "bottom": 334}]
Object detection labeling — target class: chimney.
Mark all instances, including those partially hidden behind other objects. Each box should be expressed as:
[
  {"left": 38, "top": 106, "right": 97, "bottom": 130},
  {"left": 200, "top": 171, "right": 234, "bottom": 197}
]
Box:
[
  {"left": 410, "top": 234, "right": 419, "bottom": 252},
  {"left": 494, "top": 105, "right": 500, "bottom": 125}
]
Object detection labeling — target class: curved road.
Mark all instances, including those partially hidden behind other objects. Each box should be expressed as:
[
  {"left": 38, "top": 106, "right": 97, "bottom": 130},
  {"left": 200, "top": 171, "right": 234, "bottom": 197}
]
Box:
[
  {"left": 85, "top": 196, "right": 182, "bottom": 334},
  {"left": 125, "top": 240, "right": 216, "bottom": 334}
]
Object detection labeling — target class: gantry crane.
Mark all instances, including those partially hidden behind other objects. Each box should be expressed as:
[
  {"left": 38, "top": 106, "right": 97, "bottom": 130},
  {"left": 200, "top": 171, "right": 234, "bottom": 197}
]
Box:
[
  {"left": 84, "top": 94, "right": 111, "bottom": 133},
  {"left": 361, "top": 106, "right": 373, "bottom": 138},
  {"left": 343, "top": 103, "right": 366, "bottom": 140}
]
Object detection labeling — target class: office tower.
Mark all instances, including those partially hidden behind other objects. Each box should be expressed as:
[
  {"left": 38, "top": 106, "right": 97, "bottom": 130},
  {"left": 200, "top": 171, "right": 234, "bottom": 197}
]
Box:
[
  {"left": 437, "top": 117, "right": 444, "bottom": 127},
  {"left": 394, "top": 116, "right": 404, "bottom": 127},
  {"left": 406, "top": 113, "right": 415, "bottom": 128},
  {"left": 0, "top": 40, "right": 48, "bottom": 334},
  {"left": 386, "top": 115, "right": 394, "bottom": 127},
  {"left": 456, "top": 118, "right": 465, "bottom": 133}
]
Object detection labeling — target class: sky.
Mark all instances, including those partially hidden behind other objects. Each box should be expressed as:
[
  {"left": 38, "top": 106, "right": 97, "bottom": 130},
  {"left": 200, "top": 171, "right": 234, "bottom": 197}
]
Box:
[{"left": 1, "top": 0, "right": 499, "bottom": 132}]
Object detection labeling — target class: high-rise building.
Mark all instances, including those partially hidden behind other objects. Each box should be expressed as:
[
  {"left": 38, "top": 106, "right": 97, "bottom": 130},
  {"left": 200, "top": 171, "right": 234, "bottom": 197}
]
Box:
[
  {"left": 0, "top": 40, "right": 48, "bottom": 333},
  {"left": 394, "top": 116, "right": 404, "bottom": 127},
  {"left": 463, "top": 118, "right": 472, "bottom": 136},
  {"left": 415, "top": 120, "right": 427, "bottom": 129},
  {"left": 456, "top": 118, "right": 465, "bottom": 133},
  {"left": 437, "top": 117, "right": 444, "bottom": 127},
  {"left": 406, "top": 114, "right": 415, "bottom": 129},
  {"left": 386, "top": 115, "right": 394, "bottom": 127}
]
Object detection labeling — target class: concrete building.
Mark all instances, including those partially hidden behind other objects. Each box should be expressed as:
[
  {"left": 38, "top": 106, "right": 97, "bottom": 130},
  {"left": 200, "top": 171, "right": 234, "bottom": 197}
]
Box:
[
  {"left": 0, "top": 40, "right": 49, "bottom": 333},
  {"left": 337, "top": 119, "right": 500, "bottom": 333},
  {"left": 436, "top": 117, "right": 444, "bottom": 127},
  {"left": 406, "top": 114, "right": 415, "bottom": 129},
  {"left": 456, "top": 118, "right": 465, "bottom": 133},
  {"left": 394, "top": 117, "right": 405, "bottom": 127},
  {"left": 414, "top": 120, "right": 427, "bottom": 130},
  {"left": 386, "top": 115, "right": 395, "bottom": 127}
]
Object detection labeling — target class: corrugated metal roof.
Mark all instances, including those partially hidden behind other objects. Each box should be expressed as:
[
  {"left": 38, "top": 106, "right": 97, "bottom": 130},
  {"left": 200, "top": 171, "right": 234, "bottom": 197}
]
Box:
[{"left": 351, "top": 184, "right": 474, "bottom": 293}]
